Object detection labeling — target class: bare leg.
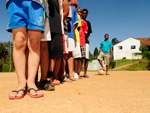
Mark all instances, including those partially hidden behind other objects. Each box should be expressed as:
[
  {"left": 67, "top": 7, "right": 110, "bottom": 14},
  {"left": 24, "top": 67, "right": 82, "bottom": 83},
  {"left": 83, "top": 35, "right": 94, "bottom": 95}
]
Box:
[
  {"left": 98, "top": 59, "right": 104, "bottom": 70},
  {"left": 74, "top": 59, "right": 78, "bottom": 73},
  {"left": 40, "top": 41, "right": 49, "bottom": 79},
  {"left": 27, "top": 30, "right": 42, "bottom": 95},
  {"left": 106, "top": 65, "right": 109, "bottom": 75},
  {"left": 78, "top": 59, "right": 82, "bottom": 77},
  {"left": 67, "top": 52, "right": 75, "bottom": 81},
  {"left": 84, "top": 59, "right": 89, "bottom": 75},
  {"left": 9, "top": 27, "right": 27, "bottom": 97},
  {"left": 53, "top": 58, "right": 61, "bottom": 79}
]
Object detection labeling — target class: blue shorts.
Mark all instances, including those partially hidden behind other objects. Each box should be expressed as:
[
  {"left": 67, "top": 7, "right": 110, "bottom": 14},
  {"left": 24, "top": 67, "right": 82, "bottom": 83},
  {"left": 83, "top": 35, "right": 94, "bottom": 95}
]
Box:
[{"left": 6, "top": 0, "right": 45, "bottom": 32}]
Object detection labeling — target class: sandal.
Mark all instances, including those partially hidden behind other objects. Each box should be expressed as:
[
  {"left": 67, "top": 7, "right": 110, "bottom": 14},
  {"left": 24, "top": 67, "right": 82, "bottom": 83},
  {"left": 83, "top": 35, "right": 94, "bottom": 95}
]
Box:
[
  {"left": 27, "top": 88, "right": 44, "bottom": 98},
  {"left": 53, "top": 79, "right": 60, "bottom": 85},
  {"left": 69, "top": 77, "right": 76, "bottom": 81},
  {"left": 9, "top": 89, "right": 26, "bottom": 100}
]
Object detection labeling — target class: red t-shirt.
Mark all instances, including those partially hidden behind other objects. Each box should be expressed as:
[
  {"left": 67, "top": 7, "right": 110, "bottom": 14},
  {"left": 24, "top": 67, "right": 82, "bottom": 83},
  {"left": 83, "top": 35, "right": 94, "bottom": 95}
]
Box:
[{"left": 79, "top": 20, "right": 87, "bottom": 45}]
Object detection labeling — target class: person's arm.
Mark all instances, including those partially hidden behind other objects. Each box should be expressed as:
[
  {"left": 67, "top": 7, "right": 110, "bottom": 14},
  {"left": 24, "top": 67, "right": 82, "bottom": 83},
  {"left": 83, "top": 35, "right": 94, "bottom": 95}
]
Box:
[
  {"left": 99, "top": 48, "right": 102, "bottom": 53},
  {"left": 110, "top": 47, "right": 112, "bottom": 59},
  {"left": 63, "top": 0, "right": 69, "bottom": 21}
]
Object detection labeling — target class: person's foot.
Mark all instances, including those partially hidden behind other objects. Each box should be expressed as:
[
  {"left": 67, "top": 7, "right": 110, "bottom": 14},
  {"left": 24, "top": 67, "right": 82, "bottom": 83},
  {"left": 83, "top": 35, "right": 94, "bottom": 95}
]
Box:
[
  {"left": 41, "top": 78, "right": 55, "bottom": 91},
  {"left": 74, "top": 73, "right": 79, "bottom": 79},
  {"left": 9, "top": 89, "right": 26, "bottom": 100},
  {"left": 27, "top": 82, "right": 43, "bottom": 97},
  {"left": 106, "top": 73, "right": 109, "bottom": 75},
  {"left": 27, "top": 88, "right": 44, "bottom": 98},
  {"left": 9, "top": 82, "right": 27, "bottom": 100},
  {"left": 69, "top": 76, "right": 76, "bottom": 81},
  {"left": 83, "top": 75, "right": 89, "bottom": 78},
  {"left": 53, "top": 79, "right": 60, "bottom": 85}
]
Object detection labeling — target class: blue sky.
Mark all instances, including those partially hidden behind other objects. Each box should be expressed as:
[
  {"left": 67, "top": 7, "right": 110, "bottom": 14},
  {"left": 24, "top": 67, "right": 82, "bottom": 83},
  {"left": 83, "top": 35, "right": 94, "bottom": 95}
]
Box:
[{"left": 1, "top": 0, "right": 150, "bottom": 54}]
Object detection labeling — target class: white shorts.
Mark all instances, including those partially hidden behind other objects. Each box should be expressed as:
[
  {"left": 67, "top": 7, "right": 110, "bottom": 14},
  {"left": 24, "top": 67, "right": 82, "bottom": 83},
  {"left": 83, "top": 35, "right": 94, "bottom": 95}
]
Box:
[
  {"left": 63, "top": 34, "right": 68, "bottom": 54},
  {"left": 68, "top": 38, "right": 75, "bottom": 52},
  {"left": 41, "top": 18, "right": 51, "bottom": 41},
  {"left": 85, "top": 44, "right": 89, "bottom": 59},
  {"left": 73, "top": 42, "right": 81, "bottom": 58}
]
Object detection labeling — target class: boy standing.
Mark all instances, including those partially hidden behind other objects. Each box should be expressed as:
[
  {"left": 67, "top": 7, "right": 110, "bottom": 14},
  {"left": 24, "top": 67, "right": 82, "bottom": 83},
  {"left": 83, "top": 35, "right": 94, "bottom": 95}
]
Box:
[
  {"left": 97, "top": 34, "right": 113, "bottom": 75},
  {"left": 82, "top": 9, "right": 92, "bottom": 78}
]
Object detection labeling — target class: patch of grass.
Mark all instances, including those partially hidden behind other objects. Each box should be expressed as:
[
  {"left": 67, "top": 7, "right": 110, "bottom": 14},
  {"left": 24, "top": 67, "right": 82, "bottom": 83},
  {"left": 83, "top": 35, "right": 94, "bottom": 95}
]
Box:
[
  {"left": 112, "top": 59, "right": 149, "bottom": 67},
  {"left": 119, "top": 61, "right": 149, "bottom": 71}
]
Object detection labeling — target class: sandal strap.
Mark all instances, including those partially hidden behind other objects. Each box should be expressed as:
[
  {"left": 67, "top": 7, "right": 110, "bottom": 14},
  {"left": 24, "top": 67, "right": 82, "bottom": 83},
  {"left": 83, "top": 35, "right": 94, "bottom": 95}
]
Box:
[
  {"left": 28, "top": 88, "right": 39, "bottom": 93},
  {"left": 12, "top": 89, "right": 25, "bottom": 93}
]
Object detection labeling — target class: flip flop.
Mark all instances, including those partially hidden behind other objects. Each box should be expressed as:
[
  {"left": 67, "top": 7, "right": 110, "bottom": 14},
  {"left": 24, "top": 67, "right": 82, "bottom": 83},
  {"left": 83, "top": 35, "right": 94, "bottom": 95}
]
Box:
[
  {"left": 27, "top": 88, "right": 44, "bottom": 98},
  {"left": 9, "top": 89, "right": 26, "bottom": 100},
  {"left": 53, "top": 79, "right": 60, "bottom": 85},
  {"left": 69, "top": 77, "right": 76, "bottom": 81}
]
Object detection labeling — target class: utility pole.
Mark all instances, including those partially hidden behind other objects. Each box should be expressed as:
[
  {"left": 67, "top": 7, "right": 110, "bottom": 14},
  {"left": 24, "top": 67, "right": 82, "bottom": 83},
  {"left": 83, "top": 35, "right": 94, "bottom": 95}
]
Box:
[{"left": 7, "top": 35, "right": 12, "bottom": 72}]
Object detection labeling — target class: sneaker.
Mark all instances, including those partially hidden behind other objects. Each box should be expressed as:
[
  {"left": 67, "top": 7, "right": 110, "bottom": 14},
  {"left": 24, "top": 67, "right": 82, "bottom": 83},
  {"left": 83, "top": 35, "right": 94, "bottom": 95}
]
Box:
[
  {"left": 41, "top": 78, "right": 55, "bottom": 91},
  {"left": 74, "top": 73, "right": 79, "bottom": 79}
]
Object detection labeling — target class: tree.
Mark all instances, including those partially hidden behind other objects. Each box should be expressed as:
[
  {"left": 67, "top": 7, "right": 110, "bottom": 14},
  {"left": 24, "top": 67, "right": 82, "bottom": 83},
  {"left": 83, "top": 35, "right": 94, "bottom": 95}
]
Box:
[
  {"left": 93, "top": 47, "right": 99, "bottom": 57},
  {"left": 111, "top": 38, "right": 119, "bottom": 45},
  {"left": 139, "top": 45, "right": 150, "bottom": 60},
  {"left": 0, "top": 42, "right": 8, "bottom": 59},
  {"left": 89, "top": 51, "right": 94, "bottom": 59}
]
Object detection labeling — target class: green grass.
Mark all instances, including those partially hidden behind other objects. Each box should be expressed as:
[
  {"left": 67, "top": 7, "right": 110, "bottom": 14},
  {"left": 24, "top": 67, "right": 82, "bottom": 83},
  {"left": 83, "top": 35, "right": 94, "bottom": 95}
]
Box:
[
  {"left": 119, "top": 61, "right": 149, "bottom": 71},
  {"left": 112, "top": 59, "right": 149, "bottom": 67}
]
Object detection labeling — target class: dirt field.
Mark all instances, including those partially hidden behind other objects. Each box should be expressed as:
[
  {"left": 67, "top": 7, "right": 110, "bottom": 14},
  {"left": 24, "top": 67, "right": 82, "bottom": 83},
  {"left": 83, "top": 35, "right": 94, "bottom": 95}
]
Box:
[{"left": 0, "top": 71, "right": 150, "bottom": 113}]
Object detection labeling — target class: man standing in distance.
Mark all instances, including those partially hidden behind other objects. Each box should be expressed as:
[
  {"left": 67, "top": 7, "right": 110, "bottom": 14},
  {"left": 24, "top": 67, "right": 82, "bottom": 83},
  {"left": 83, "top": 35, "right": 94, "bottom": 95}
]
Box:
[
  {"left": 82, "top": 9, "right": 92, "bottom": 78},
  {"left": 97, "top": 34, "right": 113, "bottom": 75}
]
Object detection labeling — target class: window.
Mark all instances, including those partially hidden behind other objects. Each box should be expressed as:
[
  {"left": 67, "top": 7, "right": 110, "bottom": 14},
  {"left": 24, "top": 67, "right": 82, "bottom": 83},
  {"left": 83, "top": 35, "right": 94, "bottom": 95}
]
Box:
[
  {"left": 118, "top": 46, "right": 123, "bottom": 50},
  {"left": 131, "top": 45, "right": 136, "bottom": 49}
]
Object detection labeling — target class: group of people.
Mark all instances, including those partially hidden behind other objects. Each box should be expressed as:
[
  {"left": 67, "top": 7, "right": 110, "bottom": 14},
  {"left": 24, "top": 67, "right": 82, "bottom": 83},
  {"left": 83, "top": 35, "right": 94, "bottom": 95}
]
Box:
[{"left": 6, "top": 0, "right": 92, "bottom": 99}]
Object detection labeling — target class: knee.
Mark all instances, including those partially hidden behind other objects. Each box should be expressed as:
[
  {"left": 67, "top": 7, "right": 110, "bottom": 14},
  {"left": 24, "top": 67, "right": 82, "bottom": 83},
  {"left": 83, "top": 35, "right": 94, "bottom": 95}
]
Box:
[{"left": 14, "top": 37, "right": 27, "bottom": 50}]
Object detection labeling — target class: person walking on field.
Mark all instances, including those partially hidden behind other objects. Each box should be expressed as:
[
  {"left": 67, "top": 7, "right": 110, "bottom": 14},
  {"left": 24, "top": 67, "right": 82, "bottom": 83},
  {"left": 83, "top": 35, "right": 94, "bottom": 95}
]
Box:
[{"left": 97, "top": 34, "right": 113, "bottom": 75}]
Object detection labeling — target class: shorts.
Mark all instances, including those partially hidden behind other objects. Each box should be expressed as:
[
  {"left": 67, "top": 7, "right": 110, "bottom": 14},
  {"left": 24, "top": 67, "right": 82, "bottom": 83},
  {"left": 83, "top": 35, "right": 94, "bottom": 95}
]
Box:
[
  {"left": 85, "top": 44, "right": 89, "bottom": 59},
  {"left": 68, "top": 38, "right": 75, "bottom": 52},
  {"left": 73, "top": 42, "right": 81, "bottom": 58},
  {"left": 48, "top": 33, "right": 64, "bottom": 58},
  {"left": 80, "top": 45, "right": 86, "bottom": 58},
  {"left": 63, "top": 34, "right": 69, "bottom": 54},
  {"left": 97, "top": 52, "right": 110, "bottom": 65},
  {"left": 41, "top": 18, "right": 51, "bottom": 41},
  {"left": 6, "top": 0, "right": 45, "bottom": 32}
]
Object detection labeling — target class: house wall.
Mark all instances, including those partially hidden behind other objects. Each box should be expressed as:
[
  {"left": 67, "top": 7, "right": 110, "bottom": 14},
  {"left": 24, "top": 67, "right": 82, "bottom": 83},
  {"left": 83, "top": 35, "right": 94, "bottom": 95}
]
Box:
[
  {"left": 113, "top": 37, "right": 142, "bottom": 60},
  {"left": 87, "top": 59, "right": 106, "bottom": 70}
]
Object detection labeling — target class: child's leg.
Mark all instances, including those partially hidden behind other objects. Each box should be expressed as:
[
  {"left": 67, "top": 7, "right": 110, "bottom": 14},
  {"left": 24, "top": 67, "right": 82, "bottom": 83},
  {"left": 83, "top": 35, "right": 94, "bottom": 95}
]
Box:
[
  {"left": 9, "top": 27, "right": 27, "bottom": 97},
  {"left": 27, "top": 30, "right": 42, "bottom": 95}
]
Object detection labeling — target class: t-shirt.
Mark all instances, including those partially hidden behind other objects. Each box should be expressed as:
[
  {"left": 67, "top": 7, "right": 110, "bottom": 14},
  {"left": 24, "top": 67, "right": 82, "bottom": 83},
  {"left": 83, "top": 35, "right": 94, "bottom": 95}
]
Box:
[
  {"left": 68, "top": 6, "right": 78, "bottom": 38},
  {"left": 48, "top": 0, "right": 62, "bottom": 34},
  {"left": 85, "top": 20, "right": 92, "bottom": 44},
  {"left": 100, "top": 40, "right": 113, "bottom": 54},
  {"left": 79, "top": 20, "right": 87, "bottom": 45},
  {"left": 74, "top": 14, "right": 81, "bottom": 42}
]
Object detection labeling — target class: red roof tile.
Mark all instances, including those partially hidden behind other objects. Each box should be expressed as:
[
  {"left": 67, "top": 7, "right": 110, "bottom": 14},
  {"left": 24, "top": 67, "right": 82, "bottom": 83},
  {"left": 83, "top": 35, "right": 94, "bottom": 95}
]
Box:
[{"left": 135, "top": 38, "right": 150, "bottom": 46}]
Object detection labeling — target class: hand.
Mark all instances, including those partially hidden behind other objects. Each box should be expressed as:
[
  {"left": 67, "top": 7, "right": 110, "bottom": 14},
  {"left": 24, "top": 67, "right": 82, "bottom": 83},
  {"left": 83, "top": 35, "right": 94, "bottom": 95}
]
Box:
[{"left": 109, "top": 56, "right": 112, "bottom": 59}]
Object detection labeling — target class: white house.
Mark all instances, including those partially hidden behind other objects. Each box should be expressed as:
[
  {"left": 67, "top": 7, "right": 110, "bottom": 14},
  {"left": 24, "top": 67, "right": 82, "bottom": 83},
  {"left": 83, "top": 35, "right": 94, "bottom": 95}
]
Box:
[{"left": 113, "top": 37, "right": 142, "bottom": 60}]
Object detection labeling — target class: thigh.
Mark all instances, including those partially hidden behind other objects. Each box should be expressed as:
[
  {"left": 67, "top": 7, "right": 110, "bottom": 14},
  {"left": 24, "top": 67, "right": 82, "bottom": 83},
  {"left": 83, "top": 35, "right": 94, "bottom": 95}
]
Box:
[
  {"left": 97, "top": 52, "right": 104, "bottom": 61},
  {"left": 104, "top": 53, "right": 110, "bottom": 65}
]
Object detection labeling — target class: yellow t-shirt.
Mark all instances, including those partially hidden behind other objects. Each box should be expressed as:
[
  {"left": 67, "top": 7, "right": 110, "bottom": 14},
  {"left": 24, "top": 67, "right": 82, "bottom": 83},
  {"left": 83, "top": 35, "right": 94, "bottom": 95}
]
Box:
[{"left": 74, "top": 14, "right": 81, "bottom": 42}]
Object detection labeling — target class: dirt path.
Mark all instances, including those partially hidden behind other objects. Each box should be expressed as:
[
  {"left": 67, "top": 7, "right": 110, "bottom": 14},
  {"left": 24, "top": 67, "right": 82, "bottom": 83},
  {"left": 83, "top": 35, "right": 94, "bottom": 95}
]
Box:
[{"left": 0, "top": 71, "right": 150, "bottom": 113}]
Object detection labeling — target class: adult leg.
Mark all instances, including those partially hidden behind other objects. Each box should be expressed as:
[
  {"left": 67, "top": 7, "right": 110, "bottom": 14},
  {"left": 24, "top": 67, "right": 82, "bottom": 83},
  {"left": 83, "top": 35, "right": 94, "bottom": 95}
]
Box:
[
  {"left": 27, "top": 30, "right": 43, "bottom": 95},
  {"left": 9, "top": 27, "right": 27, "bottom": 97}
]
